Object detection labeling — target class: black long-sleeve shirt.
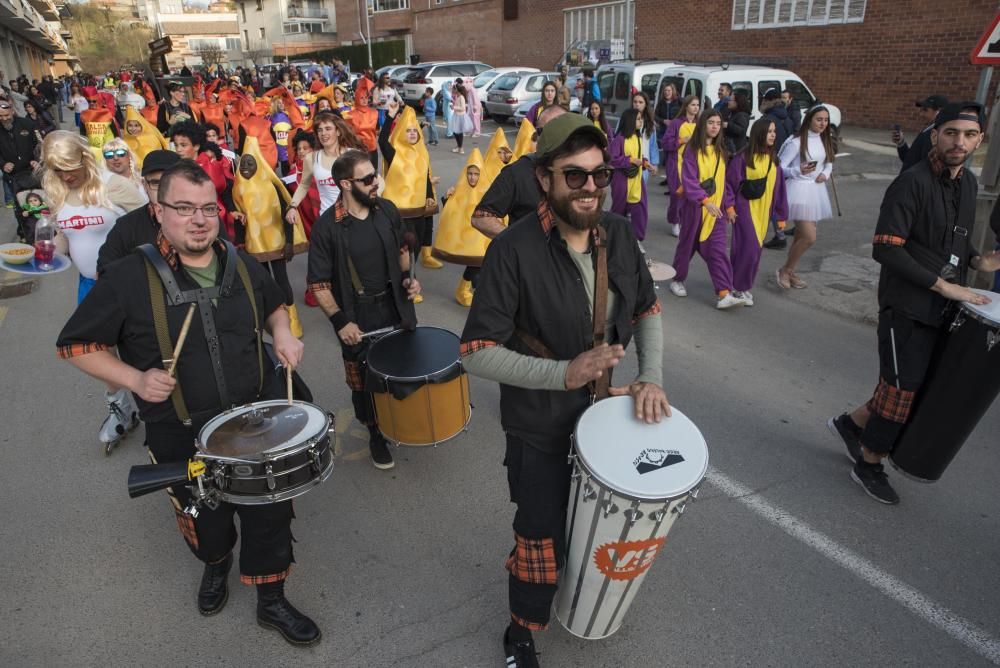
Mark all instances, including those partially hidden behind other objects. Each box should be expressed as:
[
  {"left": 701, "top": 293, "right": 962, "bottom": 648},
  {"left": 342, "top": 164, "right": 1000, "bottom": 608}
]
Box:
[{"left": 896, "top": 125, "right": 934, "bottom": 174}]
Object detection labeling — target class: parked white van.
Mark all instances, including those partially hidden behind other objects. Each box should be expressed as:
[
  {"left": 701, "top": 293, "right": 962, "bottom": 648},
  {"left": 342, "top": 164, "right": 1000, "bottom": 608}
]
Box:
[
  {"left": 657, "top": 64, "right": 842, "bottom": 136},
  {"left": 595, "top": 60, "right": 683, "bottom": 125}
]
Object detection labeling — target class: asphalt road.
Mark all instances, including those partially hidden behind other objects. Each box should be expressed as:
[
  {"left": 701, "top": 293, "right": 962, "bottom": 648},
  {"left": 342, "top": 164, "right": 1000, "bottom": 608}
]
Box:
[{"left": 1, "top": 121, "right": 998, "bottom": 667}]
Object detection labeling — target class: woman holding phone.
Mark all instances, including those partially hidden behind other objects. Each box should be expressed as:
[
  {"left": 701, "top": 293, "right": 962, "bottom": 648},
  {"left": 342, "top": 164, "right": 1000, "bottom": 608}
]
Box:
[{"left": 775, "top": 105, "right": 835, "bottom": 290}]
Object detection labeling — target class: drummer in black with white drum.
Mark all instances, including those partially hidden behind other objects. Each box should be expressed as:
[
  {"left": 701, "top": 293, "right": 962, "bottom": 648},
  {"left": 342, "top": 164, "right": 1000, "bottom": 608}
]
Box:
[
  {"left": 828, "top": 102, "right": 1000, "bottom": 506},
  {"left": 55, "top": 160, "right": 322, "bottom": 645},
  {"left": 460, "top": 113, "right": 668, "bottom": 668},
  {"left": 306, "top": 149, "right": 421, "bottom": 471}
]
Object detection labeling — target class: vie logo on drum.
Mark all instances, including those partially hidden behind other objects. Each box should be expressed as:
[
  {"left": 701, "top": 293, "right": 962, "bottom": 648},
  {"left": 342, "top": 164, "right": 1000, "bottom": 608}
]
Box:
[
  {"left": 633, "top": 448, "right": 684, "bottom": 474},
  {"left": 593, "top": 537, "right": 666, "bottom": 581}
]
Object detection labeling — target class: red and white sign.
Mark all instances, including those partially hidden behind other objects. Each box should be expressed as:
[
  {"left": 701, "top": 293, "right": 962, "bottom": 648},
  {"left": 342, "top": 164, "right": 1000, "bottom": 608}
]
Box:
[
  {"left": 970, "top": 12, "right": 1000, "bottom": 65},
  {"left": 59, "top": 214, "right": 106, "bottom": 230}
]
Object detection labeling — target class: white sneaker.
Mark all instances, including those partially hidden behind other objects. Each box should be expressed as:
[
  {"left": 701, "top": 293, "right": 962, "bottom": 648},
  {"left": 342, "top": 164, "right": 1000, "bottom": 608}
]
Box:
[
  {"left": 735, "top": 290, "right": 754, "bottom": 307},
  {"left": 99, "top": 388, "right": 140, "bottom": 453},
  {"left": 716, "top": 293, "right": 744, "bottom": 310},
  {"left": 669, "top": 281, "right": 687, "bottom": 297},
  {"left": 670, "top": 223, "right": 680, "bottom": 237}
]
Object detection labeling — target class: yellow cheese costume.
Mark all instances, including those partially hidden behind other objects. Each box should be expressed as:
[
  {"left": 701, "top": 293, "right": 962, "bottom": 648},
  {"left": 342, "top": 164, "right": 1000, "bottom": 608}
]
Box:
[
  {"left": 511, "top": 118, "right": 536, "bottom": 161},
  {"left": 382, "top": 106, "right": 437, "bottom": 217},
  {"left": 122, "top": 106, "right": 168, "bottom": 167},
  {"left": 432, "top": 148, "right": 488, "bottom": 266},
  {"left": 232, "top": 136, "right": 307, "bottom": 335}
]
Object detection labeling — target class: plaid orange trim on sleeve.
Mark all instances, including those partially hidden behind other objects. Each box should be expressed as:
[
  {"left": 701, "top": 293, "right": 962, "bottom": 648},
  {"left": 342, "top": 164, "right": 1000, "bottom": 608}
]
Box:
[
  {"left": 506, "top": 533, "right": 558, "bottom": 586},
  {"left": 460, "top": 339, "right": 497, "bottom": 358},
  {"left": 57, "top": 342, "right": 111, "bottom": 359},
  {"left": 511, "top": 612, "right": 548, "bottom": 632},
  {"left": 537, "top": 200, "right": 555, "bottom": 235},
  {"left": 307, "top": 281, "right": 332, "bottom": 294},
  {"left": 873, "top": 234, "right": 906, "bottom": 247},
  {"left": 173, "top": 507, "right": 199, "bottom": 550},
  {"left": 344, "top": 360, "right": 364, "bottom": 391},
  {"left": 472, "top": 207, "right": 499, "bottom": 219},
  {"left": 632, "top": 299, "right": 662, "bottom": 324},
  {"left": 240, "top": 567, "right": 290, "bottom": 585},
  {"left": 866, "top": 377, "right": 915, "bottom": 424}
]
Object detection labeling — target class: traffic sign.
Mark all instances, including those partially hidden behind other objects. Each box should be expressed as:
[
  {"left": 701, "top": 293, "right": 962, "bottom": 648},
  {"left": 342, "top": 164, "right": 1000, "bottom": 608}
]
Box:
[
  {"left": 149, "top": 36, "right": 173, "bottom": 57},
  {"left": 969, "top": 12, "right": 1000, "bottom": 65}
]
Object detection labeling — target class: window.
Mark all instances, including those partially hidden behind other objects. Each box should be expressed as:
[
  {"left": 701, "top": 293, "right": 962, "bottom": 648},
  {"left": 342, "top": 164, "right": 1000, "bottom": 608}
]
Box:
[
  {"left": 597, "top": 71, "right": 615, "bottom": 102},
  {"left": 564, "top": 1, "right": 627, "bottom": 49},
  {"left": 661, "top": 76, "right": 684, "bottom": 102},
  {"left": 640, "top": 74, "right": 660, "bottom": 99},
  {"left": 255, "top": 0, "right": 262, "bottom": 9},
  {"left": 758, "top": 79, "right": 781, "bottom": 105},
  {"left": 784, "top": 79, "right": 815, "bottom": 111},
  {"left": 731, "top": 81, "right": 752, "bottom": 98},
  {"left": 259, "top": 27, "right": 265, "bottom": 39},
  {"left": 225, "top": 37, "right": 241, "bottom": 50},
  {"left": 613, "top": 72, "right": 630, "bottom": 101},
  {"left": 243, "top": 29, "right": 249, "bottom": 49},
  {"left": 492, "top": 75, "right": 520, "bottom": 91},
  {"left": 683, "top": 78, "right": 702, "bottom": 103},
  {"left": 368, "top": 0, "right": 409, "bottom": 12},
  {"left": 239, "top": 1, "right": 246, "bottom": 21},
  {"left": 733, "top": 0, "right": 866, "bottom": 29},
  {"left": 525, "top": 75, "right": 546, "bottom": 93}
]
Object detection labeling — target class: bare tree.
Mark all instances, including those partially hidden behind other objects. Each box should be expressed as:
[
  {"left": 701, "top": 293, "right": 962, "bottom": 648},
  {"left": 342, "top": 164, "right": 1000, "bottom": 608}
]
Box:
[
  {"left": 193, "top": 43, "right": 226, "bottom": 70},
  {"left": 244, "top": 40, "right": 272, "bottom": 67}
]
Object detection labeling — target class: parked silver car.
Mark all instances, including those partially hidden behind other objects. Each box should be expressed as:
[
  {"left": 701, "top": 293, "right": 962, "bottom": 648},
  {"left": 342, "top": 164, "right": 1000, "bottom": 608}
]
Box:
[{"left": 484, "top": 71, "right": 560, "bottom": 124}]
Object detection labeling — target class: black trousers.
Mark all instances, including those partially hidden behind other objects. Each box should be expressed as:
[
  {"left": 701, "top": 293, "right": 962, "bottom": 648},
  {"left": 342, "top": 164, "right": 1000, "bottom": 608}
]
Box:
[
  {"left": 340, "top": 296, "right": 401, "bottom": 427},
  {"left": 264, "top": 259, "right": 293, "bottom": 306},
  {"left": 861, "top": 309, "right": 941, "bottom": 455},
  {"left": 504, "top": 433, "right": 573, "bottom": 629},
  {"left": 403, "top": 216, "right": 434, "bottom": 249},
  {"left": 462, "top": 266, "right": 480, "bottom": 285},
  {"left": 145, "top": 421, "right": 295, "bottom": 583}
]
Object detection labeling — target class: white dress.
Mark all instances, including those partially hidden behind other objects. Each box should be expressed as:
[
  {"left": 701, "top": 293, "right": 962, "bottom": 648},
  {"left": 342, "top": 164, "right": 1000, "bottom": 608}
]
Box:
[
  {"left": 448, "top": 94, "right": 474, "bottom": 135},
  {"left": 778, "top": 131, "right": 833, "bottom": 222}
]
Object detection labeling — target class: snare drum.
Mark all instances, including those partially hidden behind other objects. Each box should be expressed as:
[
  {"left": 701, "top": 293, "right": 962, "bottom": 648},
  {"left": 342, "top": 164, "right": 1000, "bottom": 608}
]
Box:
[
  {"left": 555, "top": 397, "right": 708, "bottom": 639},
  {"left": 195, "top": 400, "right": 334, "bottom": 504},
  {"left": 366, "top": 326, "right": 472, "bottom": 446},
  {"left": 891, "top": 290, "right": 1000, "bottom": 482}
]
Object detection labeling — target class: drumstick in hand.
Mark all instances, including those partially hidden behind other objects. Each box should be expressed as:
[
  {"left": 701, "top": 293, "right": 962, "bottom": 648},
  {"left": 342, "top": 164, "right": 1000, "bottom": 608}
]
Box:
[
  {"left": 167, "top": 304, "right": 197, "bottom": 378},
  {"left": 286, "top": 365, "right": 293, "bottom": 405}
]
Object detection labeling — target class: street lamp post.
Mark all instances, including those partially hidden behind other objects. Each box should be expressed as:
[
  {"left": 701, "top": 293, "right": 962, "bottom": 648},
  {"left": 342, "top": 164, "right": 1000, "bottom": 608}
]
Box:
[{"left": 362, "top": 0, "right": 373, "bottom": 69}]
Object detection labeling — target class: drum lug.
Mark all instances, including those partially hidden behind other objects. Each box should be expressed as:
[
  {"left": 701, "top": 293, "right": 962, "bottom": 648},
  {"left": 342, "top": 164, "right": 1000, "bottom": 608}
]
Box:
[
  {"left": 583, "top": 483, "right": 597, "bottom": 501},
  {"left": 265, "top": 463, "right": 276, "bottom": 491},
  {"left": 623, "top": 505, "right": 643, "bottom": 526},
  {"left": 326, "top": 412, "right": 336, "bottom": 437},
  {"left": 673, "top": 501, "right": 687, "bottom": 516},
  {"left": 602, "top": 500, "right": 620, "bottom": 518},
  {"left": 309, "top": 447, "right": 322, "bottom": 474},
  {"left": 650, "top": 505, "right": 669, "bottom": 522},
  {"left": 183, "top": 502, "right": 200, "bottom": 519},
  {"left": 950, "top": 311, "right": 966, "bottom": 332},
  {"left": 690, "top": 487, "right": 700, "bottom": 500},
  {"left": 987, "top": 330, "right": 999, "bottom": 352}
]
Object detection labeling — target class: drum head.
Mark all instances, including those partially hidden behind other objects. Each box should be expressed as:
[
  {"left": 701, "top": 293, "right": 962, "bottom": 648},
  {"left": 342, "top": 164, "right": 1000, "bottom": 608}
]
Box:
[
  {"left": 963, "top": 289, "right": 1000, "bottom": 325},
  {"left": 574, "top": 396, "right": 708, "bottom": 500},
  {"left": 198, "top": 400, "right": 327, "bottom": 460},
  {"left": 367, "top": 326, "right": 461, "bottom": 380}
]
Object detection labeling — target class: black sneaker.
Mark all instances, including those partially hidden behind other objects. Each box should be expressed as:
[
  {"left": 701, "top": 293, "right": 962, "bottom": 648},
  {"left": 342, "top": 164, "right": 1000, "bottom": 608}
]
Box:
[
  {"left": 851, "top": 461, "right": 899, "bottom": 505},
  {"left": 503, "top": 629, "right": 540, "bottom": 668},
  {"left": 828, "top": 414, "right": 863, "bottom": 464},
  {"left": 369, "top": 433, "right": 395, "bottom": 470},
  {"left": 762, "top": 236, "right": 787, "bottom": 250}
]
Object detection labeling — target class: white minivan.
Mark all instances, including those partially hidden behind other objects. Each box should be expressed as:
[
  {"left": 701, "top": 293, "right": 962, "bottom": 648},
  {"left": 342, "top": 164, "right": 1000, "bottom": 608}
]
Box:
[
  {"left": 595, "top": 60, "right": 683, "bottom": 125},
  {"left": 657, "top": 64, "right": 842, "bottom": 136}
]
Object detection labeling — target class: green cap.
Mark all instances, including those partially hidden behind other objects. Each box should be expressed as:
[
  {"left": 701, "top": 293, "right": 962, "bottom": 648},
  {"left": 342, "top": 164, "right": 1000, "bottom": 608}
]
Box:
[{"left": 534, "top": 113, "right": 607, "bottom": 160}]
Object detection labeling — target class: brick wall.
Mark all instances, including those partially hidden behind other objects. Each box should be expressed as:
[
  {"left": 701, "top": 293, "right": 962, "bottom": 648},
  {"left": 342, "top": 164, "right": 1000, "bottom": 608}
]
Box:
[
  {"left": 635, "top": 0, "right": 998, "bottom": 132},
  {"left": 499, "top": 0, "right": 568, "bottom": 70},
  {"left": 412, "top": 0, "right": 504, "bottom": 65},
  {"left": 332, "top": 0, "right": 413, "bottom": 43}
]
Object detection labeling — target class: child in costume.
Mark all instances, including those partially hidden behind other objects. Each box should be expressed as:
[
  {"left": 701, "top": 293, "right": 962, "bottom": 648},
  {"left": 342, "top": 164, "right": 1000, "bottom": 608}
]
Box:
[
  {"left": 349, "top": 77, "right": 379, "bottom": 169},
  {"left": 379, "top": 103, "right": 442, "bottom": 297},
  {"left": 18, "top": 192, "right": 49, "bottom": 243},
  {"left": 231, "top": 136, "right": 308, "bottom": 337},
  {"left": 432, "top": 149, "right": 489, "bottom": 306},
  {"left": 121, "top": 106, "right": 168, "bottom": 167}
]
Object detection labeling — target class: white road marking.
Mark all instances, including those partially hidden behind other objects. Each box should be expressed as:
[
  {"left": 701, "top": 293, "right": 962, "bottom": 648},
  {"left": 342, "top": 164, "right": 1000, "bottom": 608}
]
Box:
[{"left": 707, "top": 467, "right": 1000, "bottom": 665}]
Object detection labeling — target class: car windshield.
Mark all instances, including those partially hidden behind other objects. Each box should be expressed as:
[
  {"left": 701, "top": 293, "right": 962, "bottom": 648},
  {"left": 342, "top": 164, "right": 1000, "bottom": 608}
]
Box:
[
  {"left": 491, "top": 75, "right": 521, "bottom": 91},
  {"left": 404, "top": 67, "right": 431, "bottom": 82},
  {"left": 474, "top": 70, "right": 499, "bottom": 88}
]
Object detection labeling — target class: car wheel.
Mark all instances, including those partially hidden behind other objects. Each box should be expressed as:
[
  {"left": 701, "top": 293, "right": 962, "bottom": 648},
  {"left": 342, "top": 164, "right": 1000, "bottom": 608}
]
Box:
[{"left": 492, "top": 115, "right": 509, "bottom": 124}]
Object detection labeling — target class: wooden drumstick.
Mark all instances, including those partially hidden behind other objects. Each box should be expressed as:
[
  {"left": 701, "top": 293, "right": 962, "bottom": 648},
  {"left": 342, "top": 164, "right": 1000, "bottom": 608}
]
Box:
[
  {"left": 286, "top": 364, "right": 293, "bottom": 405},
  {"left": 167, "top": 304, "right": 197, "bottom": 378}
]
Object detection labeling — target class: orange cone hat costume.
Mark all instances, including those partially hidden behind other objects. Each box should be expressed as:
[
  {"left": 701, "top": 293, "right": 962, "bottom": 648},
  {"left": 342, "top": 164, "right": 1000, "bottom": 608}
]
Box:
[
  {"left": 349, "top": 77, "right": 378, "bottom": 153},
  {"left": 511, "top": 118, "right": 537, "bottom": 160}
]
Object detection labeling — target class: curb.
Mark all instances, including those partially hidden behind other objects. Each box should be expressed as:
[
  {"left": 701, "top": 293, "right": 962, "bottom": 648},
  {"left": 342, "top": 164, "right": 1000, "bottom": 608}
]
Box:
[{"left": 0, "top": 270, "right": 37, "bottom": 300}]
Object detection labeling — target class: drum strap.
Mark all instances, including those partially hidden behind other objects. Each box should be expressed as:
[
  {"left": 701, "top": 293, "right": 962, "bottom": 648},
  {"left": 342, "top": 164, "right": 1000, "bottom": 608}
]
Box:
[
  {"left": 512, "top": 225, "right": 611, "bottom": 401},
  {"left": 590, "top": 225, "right": 610, "bottom": 401},
  {"left": 145, "top": 260, "right": 192, "bottom": 426}
]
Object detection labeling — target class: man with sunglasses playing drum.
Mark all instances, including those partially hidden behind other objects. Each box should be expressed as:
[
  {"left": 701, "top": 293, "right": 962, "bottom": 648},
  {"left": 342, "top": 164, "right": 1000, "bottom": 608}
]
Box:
[
  {"left": 828, "top": 102, "right": 1000, "bottom": 505},
  {"left": 306, "top": 149, "right": 421, "bottom": 470},
  {"left": 461, "top": 113, "right": 669, "bottom": 668},
  {"left": 57, "top": 160, "right": 321, "bottom": 646}
]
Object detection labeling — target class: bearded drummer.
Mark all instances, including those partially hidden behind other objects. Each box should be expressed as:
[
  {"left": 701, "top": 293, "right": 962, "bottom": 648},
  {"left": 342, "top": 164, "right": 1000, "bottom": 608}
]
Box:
[
  {"left": 460, "top": 114, "right": 669, "bottom": 668},
  {"left": 56, "top": 160, "right": 322, "bottom": 645},
  {"left": 828, "top": 102, "right": 1000, "bottom": 505},
  {"left": 306, "top": 149, "right": 421, "bottom": 471}
]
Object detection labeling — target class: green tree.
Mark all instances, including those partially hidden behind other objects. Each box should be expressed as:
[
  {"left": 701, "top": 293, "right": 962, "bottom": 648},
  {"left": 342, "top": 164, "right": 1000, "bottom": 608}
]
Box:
[{"left": 63, "top": 4, "right": 154, "bottom": 73}]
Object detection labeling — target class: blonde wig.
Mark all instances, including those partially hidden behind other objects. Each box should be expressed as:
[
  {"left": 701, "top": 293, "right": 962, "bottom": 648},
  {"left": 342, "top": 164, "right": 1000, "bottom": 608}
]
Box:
[
  {"left": 40, "top": 130, "right": 110, "bottom": 213},
  {"left": 102, "top": 137, "right": 142, "bottom": 188}
]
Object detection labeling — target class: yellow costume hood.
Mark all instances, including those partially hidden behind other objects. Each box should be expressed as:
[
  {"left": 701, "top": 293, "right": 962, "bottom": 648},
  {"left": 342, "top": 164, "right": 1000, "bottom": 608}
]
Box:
[
  {"left": 121, "top": 106, "right": 168, "bottom": 167},
  {"left": 233, "top": 136, "right": 308, "bottom": 260},
  {"left": 480, "top": 127, "right": 511, "bottom": 185},
  {"left": 511, "top": 119, "right": 537, "bottom": 161},
  {"left": 432, "top": 148, "right": 490, "bottom": 266},
  {"left": 382, "top": 106, "right": 436, "bottom": 216}
]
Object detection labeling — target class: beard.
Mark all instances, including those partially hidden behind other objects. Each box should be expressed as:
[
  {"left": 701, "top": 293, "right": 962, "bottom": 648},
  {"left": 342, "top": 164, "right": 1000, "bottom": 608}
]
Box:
[
  {"left": 351, "top": 183, "right": 377, "bottom": 208},
  {"left": 548, "top": 188, "right": 606, "bottom": 231},
  {"left": 941, "top": 148, "right": 969, "bottom": 166}
]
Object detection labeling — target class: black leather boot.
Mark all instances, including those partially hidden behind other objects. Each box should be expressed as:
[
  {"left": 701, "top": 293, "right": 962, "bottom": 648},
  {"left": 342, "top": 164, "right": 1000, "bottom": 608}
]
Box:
[
  {"left": 197, "top": 554, "right": 232, "bottom": 616},
  {"left": 257, "top": 581, "right": 322, "bottom": 646}
]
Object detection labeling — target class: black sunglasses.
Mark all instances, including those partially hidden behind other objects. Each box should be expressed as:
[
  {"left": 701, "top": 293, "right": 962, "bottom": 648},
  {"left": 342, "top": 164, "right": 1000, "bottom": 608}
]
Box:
[
  {"left": 547, "top": 166, "right": 613, "bottom": 189},
  {"left": 350, "top": 172, "right": 378, "bottom": 186},
  {"left": 103, "top": 148, "right": 129, "bottom": 158}
]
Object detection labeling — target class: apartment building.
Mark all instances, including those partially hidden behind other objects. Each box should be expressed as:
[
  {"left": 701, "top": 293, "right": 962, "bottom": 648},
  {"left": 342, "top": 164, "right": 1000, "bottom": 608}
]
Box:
[
  {"left": 234, "top": 0, "right": 338, "bottom": 64},
  {"left": 138, "top": 0, "right": 241, "bottom": 71},
  {"left": 0, "top": 0, "right": 75, "bottom": 79}
]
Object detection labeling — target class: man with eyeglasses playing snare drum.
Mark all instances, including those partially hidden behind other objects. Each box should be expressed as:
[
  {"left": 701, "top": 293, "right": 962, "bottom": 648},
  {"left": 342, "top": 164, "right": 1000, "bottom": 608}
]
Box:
[
  {"left": 57, "top": 159, "right": 321, "bottom": 646},
  {"left": 461, "top": 113, "right": 669, "bottom": 668}
]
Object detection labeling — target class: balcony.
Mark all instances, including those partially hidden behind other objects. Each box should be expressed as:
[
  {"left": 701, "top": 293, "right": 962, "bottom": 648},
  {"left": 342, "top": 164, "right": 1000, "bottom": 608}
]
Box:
[
  {"left": 28, "top": 0, "right": 58, "bottom": 21},
  {"left": 281, "top": 19, "right": 334, "bottom": 35},
  {"left": 287, "top": 5, "right": 328, "bottom": 19}
]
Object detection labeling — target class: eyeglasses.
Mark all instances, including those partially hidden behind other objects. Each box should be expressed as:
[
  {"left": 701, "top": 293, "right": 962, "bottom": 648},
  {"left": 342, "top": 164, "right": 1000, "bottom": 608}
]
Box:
[
  {"left": 547, "top": 166, "right": 613, "bottom": 189},
  {"left": 160, "top": 201, "right": 220, "bottom": 217},
  {"left": 350, "top": 172, "right": 378, "bottom": 186},
  {"left": 103, "top": 149, "right": 129, "bottom": 159},
  {"left": 0, "top": 103, "right": 10, "bottom": 110},
  {"left": 144, "top": 178, "right": 161, "bottom": 188}
]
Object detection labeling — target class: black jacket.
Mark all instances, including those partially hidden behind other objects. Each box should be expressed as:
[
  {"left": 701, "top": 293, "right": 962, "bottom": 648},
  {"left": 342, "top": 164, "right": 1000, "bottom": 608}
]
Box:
[
  {"left": 0, "top": 117, "right": 39, "bottom": 190},
  {"left": 763, "top": 105, "right": 795, "bottom": 154},
  {"left": 873, "top": 155, "right": 979, "bottom": 326},
  {"left": 724, "top": 111, "right": 750, "bottom": 154},
  {"left": 896, "top": 125, "right": 934, "bottom": 174},
  {"left": 97, "top": 204, "right": 158, "bottom": 277}
]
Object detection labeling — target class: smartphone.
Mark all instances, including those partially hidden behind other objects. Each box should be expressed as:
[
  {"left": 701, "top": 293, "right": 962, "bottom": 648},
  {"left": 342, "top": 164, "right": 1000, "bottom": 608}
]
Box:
[{"left": 804, "top": 161, "right": 818, "bottom": 169}]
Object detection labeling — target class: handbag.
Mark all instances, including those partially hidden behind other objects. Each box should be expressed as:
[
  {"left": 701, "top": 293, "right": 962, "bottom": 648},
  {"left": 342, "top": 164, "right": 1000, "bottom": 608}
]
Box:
[
  {"left": 739, "top": 157, "right": 772, "bottom": 200},
  {"left": 699, "top": 151, "right": 721, "bottom": 197}
]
